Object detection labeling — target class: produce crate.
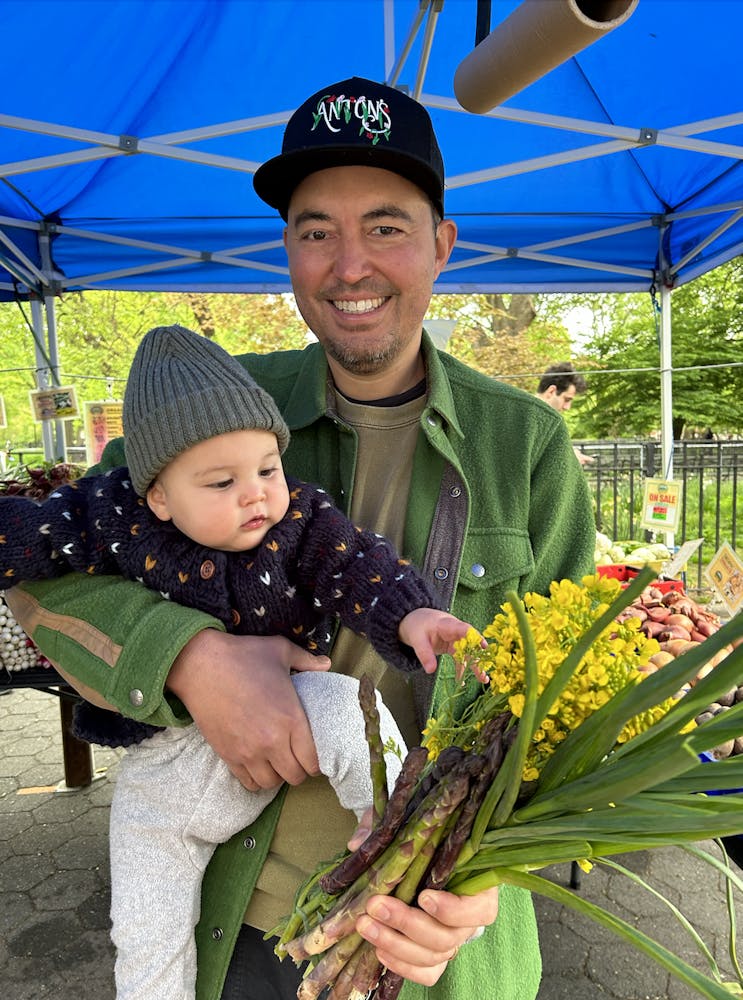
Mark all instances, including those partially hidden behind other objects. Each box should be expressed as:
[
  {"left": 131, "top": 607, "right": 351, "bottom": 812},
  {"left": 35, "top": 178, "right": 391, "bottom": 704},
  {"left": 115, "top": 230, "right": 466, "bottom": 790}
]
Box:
[
  {"left": 596, "top": 564, "right": 685, "bottom": 594},
  {"left": 596, "top": 564, "right": 636, "bottom": 582}
]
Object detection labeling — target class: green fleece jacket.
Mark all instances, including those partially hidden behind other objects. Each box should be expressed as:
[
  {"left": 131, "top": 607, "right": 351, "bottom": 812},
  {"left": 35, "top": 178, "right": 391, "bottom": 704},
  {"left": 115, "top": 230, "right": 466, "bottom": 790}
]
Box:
[{"left": 13, "top": 333, "right": 595, "bottom": 1000}]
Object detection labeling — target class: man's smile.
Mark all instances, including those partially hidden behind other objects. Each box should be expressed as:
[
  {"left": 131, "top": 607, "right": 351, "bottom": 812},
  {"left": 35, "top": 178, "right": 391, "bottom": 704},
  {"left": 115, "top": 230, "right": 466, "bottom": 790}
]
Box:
[{"left": 331, "top": 297, "right": 387, "bottom": 314}]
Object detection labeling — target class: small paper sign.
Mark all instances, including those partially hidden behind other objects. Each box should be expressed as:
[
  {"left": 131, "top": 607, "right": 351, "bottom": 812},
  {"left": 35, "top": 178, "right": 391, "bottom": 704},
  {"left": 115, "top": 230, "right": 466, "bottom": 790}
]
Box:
[
  {"left": 84, "top": 400, "right": 124, "bottom": 467},
  {"left": 664, "top": 538, "right": 704, "bottom": 579},
  {"left": 640, "top": 477, "right": 682, "bottom": 532},
  {"left": 706, "top": 541, "right": 743, "bottom": 617},
  {"left": 30, "top": 386, "right": 79, "bottom": 421}
]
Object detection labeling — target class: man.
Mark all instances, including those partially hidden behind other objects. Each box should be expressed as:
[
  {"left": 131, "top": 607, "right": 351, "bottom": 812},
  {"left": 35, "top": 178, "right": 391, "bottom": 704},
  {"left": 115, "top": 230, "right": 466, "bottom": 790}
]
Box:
[
  {"left": 8, "top": 77, "right": 595, "bottom": 1000},
  {"left": 536, "top": 362, "right": 594, "bottom": 466}
]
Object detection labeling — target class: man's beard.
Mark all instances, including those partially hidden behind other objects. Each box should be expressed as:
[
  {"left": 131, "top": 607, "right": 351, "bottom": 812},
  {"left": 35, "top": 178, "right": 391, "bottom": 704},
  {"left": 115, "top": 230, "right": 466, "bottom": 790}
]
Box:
[{"left": 323, "top": 334, "right": 400, "bottom": 375}]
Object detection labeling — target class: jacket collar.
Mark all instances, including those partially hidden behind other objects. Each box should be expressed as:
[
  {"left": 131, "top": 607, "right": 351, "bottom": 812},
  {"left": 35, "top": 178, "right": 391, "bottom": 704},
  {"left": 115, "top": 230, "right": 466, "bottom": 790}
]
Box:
[{"left": 281, "top": 329, "right": 464, "bottom": 439}]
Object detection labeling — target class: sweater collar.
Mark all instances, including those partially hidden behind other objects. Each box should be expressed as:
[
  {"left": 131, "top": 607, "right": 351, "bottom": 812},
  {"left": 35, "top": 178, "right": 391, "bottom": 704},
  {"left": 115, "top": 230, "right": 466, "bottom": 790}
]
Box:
[{"left": 281, "top": 329, "right": 463, "bottom": 439}]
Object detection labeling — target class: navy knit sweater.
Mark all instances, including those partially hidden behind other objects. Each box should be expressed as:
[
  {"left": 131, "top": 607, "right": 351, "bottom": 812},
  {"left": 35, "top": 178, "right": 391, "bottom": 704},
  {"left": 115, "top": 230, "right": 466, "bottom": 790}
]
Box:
[{"left": 0, "top": 468, "right": 438, "bottom": 745}]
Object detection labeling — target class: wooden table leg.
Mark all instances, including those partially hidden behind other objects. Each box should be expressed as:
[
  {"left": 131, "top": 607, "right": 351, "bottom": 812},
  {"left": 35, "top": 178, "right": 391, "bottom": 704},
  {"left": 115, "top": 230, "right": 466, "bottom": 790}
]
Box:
[{"left": 59, "top": 695, "right": 94, "bottom": 788}]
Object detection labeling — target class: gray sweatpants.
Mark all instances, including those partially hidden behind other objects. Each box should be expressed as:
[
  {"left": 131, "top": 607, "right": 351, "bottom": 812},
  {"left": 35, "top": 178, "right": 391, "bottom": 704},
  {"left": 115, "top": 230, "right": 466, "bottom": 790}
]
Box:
[{"left": 108, "top": 671, "right": 406, "bottom": 1000}]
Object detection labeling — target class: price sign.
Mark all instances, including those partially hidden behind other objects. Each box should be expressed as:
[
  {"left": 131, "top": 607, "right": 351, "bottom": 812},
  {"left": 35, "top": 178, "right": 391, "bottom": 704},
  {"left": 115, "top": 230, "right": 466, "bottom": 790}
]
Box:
[
  {"left": 640, "top": 477, "right": 682, "bottom": 533},
  {"left": 30, "top": 386, "right": 79, "bottom": 421},
  {"left": 84, "top": 401, "right": 124, "bottom": 466},
  {"left": 706, "top": 542, "right": 743, "bottom": 617}
]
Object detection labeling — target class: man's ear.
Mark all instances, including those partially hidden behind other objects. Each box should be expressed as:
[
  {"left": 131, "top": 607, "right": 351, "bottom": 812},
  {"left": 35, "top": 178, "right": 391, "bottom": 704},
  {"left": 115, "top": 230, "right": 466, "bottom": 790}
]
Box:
[{"left": 146, "top": 482, "right": 172, "bottom": 522}]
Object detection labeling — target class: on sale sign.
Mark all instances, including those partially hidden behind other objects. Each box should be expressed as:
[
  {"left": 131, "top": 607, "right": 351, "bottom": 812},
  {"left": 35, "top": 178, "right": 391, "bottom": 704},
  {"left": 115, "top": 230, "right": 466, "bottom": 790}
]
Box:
[{"left": 640, "top": 477, "right": 683, "bottom": 533}]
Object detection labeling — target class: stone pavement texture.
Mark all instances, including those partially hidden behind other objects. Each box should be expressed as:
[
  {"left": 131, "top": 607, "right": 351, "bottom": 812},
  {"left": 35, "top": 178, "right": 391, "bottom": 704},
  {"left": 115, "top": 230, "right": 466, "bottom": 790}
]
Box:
[{"left": 1, "top": 686, "right": 741, "bottom": 1000}]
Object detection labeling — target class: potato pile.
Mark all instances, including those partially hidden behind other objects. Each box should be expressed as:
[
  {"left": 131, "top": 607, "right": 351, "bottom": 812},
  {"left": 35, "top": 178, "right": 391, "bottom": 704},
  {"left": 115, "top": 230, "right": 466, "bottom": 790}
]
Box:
[{"left": 616, "top": 584, "right": 742, "bottom": 759}]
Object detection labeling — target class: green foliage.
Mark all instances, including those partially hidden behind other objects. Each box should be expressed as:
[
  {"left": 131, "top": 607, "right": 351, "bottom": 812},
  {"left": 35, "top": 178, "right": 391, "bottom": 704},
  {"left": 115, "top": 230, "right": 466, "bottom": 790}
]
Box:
[
  {"left": 426, "top": 293, "right": 572, "bottom": 389},
  {"left": 561, "top": 262, "right": 743, "bottom": 439},
  {"left": 0, "top": 290, "right": 309, "bottom": 450}
]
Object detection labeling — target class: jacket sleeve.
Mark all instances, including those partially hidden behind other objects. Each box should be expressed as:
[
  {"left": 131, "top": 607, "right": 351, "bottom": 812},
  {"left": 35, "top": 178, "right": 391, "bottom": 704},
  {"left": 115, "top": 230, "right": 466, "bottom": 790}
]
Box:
[
  {"left": 294, "top": 490, "right": 439, "bottom": 672},
  {"left": 4, "top": 440, "right": 224, "bottom": 727}
]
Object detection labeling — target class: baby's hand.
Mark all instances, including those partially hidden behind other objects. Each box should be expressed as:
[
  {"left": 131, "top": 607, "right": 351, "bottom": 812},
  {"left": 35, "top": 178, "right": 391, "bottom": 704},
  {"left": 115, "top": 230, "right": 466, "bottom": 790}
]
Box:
[{"left": 398, "top": 608, "right": 487, "bottom": 679}]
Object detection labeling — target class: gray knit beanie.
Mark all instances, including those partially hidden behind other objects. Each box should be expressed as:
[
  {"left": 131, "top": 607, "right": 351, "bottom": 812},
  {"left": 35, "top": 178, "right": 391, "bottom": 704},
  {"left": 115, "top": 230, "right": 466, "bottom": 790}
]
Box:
[{"left": 123, "top": 325, "right": 290, "bottom": 495}]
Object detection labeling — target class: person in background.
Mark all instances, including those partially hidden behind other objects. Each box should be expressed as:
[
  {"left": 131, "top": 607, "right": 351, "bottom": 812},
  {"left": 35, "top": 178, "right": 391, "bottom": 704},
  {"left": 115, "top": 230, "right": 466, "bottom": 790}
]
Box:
[
  {"left": 536, "top": 362, "right": 594, "bottom": 466},
  {"left": 8, "top": 76, "right": 595, "bottom": 1000}
]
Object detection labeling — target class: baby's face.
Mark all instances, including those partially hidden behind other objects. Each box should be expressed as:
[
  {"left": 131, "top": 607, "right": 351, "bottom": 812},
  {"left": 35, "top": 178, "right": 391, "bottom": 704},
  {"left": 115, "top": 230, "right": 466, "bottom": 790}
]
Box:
[{"left": 146, "top": 429, "right": 290, "bottom": 552}]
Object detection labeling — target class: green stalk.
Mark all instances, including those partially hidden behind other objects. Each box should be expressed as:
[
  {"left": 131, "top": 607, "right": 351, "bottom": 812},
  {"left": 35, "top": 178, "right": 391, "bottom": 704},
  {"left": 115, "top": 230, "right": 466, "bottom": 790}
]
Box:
[
  {"left": 470, "top": 590, "right": 538, "bottom": 847},
  {"left": 359, "top": 673, "right": 388, "bottom": 826},
  {"left": 683, "top": 843, "right": 743, "bottom": 985},
  {"left": 609, "top": 640, "right": 743, "bottom": 764},
  {"left": 454, "top": 867, "right": 739, "bottom": 1000},
  {"left": 598, "top": 856, "right": 725, "bottom": 982},
  {"left": 513, "top": 739, "right": 700, "bottom": 823}
]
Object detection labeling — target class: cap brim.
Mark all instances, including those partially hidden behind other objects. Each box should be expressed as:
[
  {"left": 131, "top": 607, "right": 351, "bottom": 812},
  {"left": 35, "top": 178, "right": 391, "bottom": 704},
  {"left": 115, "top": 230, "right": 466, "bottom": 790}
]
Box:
[{"left": 253, "top": 146, "right": 444, "bottom": 220}]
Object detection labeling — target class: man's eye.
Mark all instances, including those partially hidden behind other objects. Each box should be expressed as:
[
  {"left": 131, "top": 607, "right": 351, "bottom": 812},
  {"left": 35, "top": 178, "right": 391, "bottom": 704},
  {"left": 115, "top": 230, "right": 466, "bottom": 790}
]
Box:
[
  {"left": 303, "top": 229, "right": 327, "bottom": 241},
  {"left": 374, "top": 225, "right": 400, "bottom": 236}
]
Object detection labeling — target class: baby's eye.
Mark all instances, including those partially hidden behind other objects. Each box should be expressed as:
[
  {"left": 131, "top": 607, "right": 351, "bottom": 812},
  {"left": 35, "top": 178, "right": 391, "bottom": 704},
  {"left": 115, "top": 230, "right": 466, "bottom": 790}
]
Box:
[
  {"left": 208, "top": 478, "right": 233, "bottom": 489},
  {"left": 260, "top": 466, "right": 278, "bottom": 478}
]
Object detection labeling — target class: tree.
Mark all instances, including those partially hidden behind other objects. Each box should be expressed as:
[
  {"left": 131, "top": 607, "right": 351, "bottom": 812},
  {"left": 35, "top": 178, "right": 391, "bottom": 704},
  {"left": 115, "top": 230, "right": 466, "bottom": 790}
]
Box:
[
  {"left": 426, "top": 293, "right": 572, "bottom": 391},
  {"left": 565, "top": 260, "right": 743, "bottom": 439},
  {"left": 0, "top": 290, "right": 309, "bottom": 453}
]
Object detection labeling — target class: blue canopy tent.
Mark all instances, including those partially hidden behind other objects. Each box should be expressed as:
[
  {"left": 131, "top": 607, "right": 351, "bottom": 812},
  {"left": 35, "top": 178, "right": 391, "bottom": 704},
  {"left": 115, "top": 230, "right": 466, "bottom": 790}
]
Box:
[{"left": 1, "top": 0, "right": 742, "bottom": 488}]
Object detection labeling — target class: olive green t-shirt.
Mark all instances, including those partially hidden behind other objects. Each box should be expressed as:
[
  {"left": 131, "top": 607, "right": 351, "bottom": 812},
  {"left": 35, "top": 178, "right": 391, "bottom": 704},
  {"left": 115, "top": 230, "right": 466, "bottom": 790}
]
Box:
[{"left": 244, "top": 390, "right": 426, "bottom": 931}]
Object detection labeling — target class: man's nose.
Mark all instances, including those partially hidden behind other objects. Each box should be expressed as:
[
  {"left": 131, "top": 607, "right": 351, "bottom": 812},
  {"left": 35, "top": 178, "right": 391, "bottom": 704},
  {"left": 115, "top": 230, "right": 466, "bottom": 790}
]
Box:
[{"left": 332, "top": 233, "right": 373, "bottom": 284}]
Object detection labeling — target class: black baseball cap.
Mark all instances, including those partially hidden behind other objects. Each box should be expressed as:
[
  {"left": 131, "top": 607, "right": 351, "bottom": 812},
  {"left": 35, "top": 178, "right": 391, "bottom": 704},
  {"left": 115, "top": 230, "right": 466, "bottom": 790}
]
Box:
[{"left": 253, "top": 76, "right": 445, "bottom": 220}]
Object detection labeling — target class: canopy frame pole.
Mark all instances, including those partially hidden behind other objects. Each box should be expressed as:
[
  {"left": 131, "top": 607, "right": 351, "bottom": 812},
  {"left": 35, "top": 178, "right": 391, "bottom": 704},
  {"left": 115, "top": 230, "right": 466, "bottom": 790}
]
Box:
[
  {"left": 31, "top": 230, "right": 65, "bottom": 461},
  {"left": 29, "top": 296, "right": 57, "bottom": 462},
  {"left": 656, "top": 221, "right": 675, "bottom": 550}
]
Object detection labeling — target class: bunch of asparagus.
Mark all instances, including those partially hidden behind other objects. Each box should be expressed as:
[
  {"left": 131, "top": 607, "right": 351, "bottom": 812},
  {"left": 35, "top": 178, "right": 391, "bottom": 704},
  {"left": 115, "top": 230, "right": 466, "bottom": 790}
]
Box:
[{"left": 272, "top": 675, "right": 510, "bottom": 1000}]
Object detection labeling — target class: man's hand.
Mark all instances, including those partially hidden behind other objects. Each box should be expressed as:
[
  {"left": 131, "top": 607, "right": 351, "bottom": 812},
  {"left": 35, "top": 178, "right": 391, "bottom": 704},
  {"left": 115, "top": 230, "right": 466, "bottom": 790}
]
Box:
[
  {"left": 347, "top": 811, "right": 497, "bottom": 984},
  {"left": 356, "top": 888, "right": 498, "bottom": 985},
  {"left": 167, "top": 630, "right": 331, "bottom": 790}
]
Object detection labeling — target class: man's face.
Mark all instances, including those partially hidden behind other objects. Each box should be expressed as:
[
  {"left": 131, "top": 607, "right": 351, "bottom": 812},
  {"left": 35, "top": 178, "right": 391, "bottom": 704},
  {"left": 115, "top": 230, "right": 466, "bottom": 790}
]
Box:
[
  {"left": 543, "top": 385, "right": 577, "bottom": 413},
  {"left": 284, "top": 165, "right": 456, "bottom": 386}
]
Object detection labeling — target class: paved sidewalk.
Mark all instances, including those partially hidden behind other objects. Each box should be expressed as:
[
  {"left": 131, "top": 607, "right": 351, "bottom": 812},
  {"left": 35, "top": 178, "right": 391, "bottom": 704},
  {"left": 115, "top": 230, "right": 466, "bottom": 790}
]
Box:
[{"left": 1, "top": 686, "right": 740, "bottom": 1000}]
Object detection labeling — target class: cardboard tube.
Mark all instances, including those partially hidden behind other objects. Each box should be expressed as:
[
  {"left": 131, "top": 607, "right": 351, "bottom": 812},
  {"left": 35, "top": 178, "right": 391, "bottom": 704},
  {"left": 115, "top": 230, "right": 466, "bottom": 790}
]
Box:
[{"left": 454, "top": 0, "right": 638, "bottom": 114}]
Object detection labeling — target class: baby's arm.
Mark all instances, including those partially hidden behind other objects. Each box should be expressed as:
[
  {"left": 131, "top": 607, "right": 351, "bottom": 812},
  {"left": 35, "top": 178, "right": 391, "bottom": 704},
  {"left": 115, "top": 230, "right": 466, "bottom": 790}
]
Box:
[
  {"left": 291, "top": 671, "right": 405, "bottom": 819},
  {"left": 0, "top": 470, "right": 133, "bottom": 586}
]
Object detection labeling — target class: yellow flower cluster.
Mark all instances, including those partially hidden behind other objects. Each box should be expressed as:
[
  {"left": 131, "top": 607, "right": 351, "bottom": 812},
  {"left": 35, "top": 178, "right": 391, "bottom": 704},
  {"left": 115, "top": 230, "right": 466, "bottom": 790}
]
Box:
[{"left": 424, "top": 575, "right": 669, "bottom": 780}]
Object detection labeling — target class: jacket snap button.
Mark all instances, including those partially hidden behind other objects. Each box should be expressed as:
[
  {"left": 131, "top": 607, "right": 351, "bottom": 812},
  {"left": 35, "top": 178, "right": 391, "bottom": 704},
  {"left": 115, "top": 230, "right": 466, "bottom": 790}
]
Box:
[
  {"left": 231, "top": 609, "right": 241, "bottom": 627},
  {"left": 449, "top": 486, "right": 462, "bottom": 498},
  {"left": 243, "top": 836, "right": 256, "bottom": 850},
  {"left": 200, "top": 560, "right": 216, "bottom": 580},
  {"left": 129, "top": 689, "right": 144, "bottom": 707},
  {"left": 434, "top": 567, "right": 449, "bottom": 581},
  {"left": 471, "top": 564, "right": 486, "bottom": 578},
  {"left": 212, "top": 927, "right": 223, "bottom": 941}
]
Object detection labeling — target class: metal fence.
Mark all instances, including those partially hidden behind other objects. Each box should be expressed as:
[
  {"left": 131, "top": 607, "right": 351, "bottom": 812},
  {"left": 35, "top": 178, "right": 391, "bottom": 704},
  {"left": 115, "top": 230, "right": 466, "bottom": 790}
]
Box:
[{"left": 575, "top": 438, "right": 742, "bottom": 592}]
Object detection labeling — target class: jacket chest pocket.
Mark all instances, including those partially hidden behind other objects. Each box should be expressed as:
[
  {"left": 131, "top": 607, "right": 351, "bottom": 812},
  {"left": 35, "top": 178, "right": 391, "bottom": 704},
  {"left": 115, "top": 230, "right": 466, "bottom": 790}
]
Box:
[{"left": 455, "top": 528, "right": 535, "bottom": 627}]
